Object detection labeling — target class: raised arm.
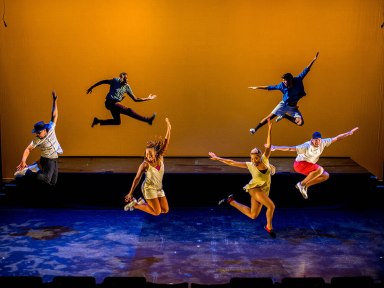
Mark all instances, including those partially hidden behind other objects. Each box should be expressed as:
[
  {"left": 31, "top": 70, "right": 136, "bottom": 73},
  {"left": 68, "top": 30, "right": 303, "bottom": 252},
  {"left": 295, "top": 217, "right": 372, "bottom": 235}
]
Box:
[
  {"left": 86, "top": 79, "right": 111, "bottom": 94},
  {"left": 248, "top": 86, "right": 269, "bottom": 90},
  {"left": 208, "top": 152, "right": 247, "bottom": 169},
  {"left": 263, "top": 119, "right": 273, "bottom": 158},
  {"left": 331, "top": 127, "right": 359, "bottom": 143},
  {"left": 51, "top": 90, "right": 58, "bottom": 124},
  {"left": 307, "top": 51, "right": 319, "bottom": 70},
  {"left": 162, "top": 118, "right": 171, "bottom": 152}
]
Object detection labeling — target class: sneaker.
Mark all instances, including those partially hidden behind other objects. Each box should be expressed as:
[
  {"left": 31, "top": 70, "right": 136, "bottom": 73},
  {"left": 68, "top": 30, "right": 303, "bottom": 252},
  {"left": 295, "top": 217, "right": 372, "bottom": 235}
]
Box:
[
  {"left": 148, "top": 113, "right": 156, "bottom": 125},
  {"left": 295, "top": 182, "right": 308, "bottom": 199},
  {"left": 218, "top": 194, "right": 234, "bottom": 205},
  {"left": 28, "top": 162, "right": 40, "bottom": 173},
  {"left": 14, "top": 167, "right": 28, "bottom": 177},
  {"left": 249, "top": 128, "right": 256, "bottom": 135},
  {"left": 264, "top": 226, "right": 277, "bottom": 238},
  {"left": 275, "top": 115, "right": 283, "bottom": 123},
  {"left": 124, "top": 198, "right": 138, "bottom": 211},
  {"left": 137, "top": 197, "right": 146, "bottom": 205},
  {"left": 91, "top": 117, "right": 99, "bottom": 128},
  {"left": 269, "top": 164, "right": 276, "bottom": 176}
]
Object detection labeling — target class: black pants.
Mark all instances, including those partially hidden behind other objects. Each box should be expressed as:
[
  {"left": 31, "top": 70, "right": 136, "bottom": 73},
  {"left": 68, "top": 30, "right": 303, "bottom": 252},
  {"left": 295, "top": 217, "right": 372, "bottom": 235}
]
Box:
[
  {"left": 99, "top": 99, "right": 150, "bottom": 125},
  {"left": 26, "top": 157, "right": 58, "bottom": 186}
]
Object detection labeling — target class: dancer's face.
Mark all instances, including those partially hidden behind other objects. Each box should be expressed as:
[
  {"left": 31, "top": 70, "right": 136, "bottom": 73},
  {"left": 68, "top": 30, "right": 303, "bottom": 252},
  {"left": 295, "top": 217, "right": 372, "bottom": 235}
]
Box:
[
  {"left": 311, "top": 138, "right": 322, "bottom": 147},
  {"left": 35, "top": 129, "right": 47, "bottom": 139},
  {"left": 250, "top": 148, "right": 262, "bottom": 165},
  {"left": 120, "top": 74, "right": 128, "bottom": 84},
  {"left": 145, "top": 148, "right": 156, "bottom": 163},
  {"left": 282, "top": 78, "right": 293, "bottom": 88}
]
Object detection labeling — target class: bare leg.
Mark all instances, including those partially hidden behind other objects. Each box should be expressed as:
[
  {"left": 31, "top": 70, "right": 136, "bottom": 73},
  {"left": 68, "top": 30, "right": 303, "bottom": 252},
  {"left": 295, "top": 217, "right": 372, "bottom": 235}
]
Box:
[
  {"left": 230, "top": 198, "right": 263, "bottom": 219},
  {"left": 158, "top": 196, "right": 169, "bottom": 214},
  {"left": 250, "top": 189, "right": 275, "bottom": 230},
  {"left": 229, "top": 188, "right": 275, "bottom": 230},
  {"left": 300, "top": 166, "right": 325, "bottom": 187},
  {"left": 306, "top": 171, "right": 329, "bottom": 189},
  {"left": 134, "top": 198, "right": 162, "bottom": 216}
]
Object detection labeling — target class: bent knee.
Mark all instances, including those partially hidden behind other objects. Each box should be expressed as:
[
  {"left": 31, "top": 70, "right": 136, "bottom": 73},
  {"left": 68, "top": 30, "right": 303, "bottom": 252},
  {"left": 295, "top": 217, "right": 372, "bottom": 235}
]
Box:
[
  {"left": 295, "top": 117, "right": 304, "bottom": 126},
  {"left": 153, "top": 210, "right": 162, "bottom": 216},
  {"left": 322, "top": 171, "right": 330, "bottom": 179}
]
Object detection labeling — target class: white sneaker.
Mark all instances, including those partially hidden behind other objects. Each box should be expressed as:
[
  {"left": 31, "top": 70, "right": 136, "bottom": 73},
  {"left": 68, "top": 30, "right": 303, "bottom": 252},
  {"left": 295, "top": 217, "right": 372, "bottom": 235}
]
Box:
[
  {"left": 275, "top": 115, "right": 283, "bottom": 123},
  {"left": 137, "top": 197, "right": 146, "bottom": 205},
  {"left": 249, "top": 128, "right": 256, "bottom": 135},
  {"left": 28, "top": 162, "right": 40, "bottom": 173},
  {"left": 124, "top": 198, "right": 138, "bottom": 211},
  {"left": 14, "top": 167, "right": 28, "bottom": 177},
  {"left": 295, "top": 182, "right": 308, "bottom": 199},
  {"left": 270, "top": 164, "right": 276, "bottom": 176}
]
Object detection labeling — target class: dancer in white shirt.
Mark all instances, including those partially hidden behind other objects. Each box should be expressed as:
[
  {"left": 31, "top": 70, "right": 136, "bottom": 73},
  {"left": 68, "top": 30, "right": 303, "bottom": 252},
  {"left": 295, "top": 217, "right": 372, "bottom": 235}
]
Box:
[{"left": 271, "top": 127, "right": 359, "bottom": 199}]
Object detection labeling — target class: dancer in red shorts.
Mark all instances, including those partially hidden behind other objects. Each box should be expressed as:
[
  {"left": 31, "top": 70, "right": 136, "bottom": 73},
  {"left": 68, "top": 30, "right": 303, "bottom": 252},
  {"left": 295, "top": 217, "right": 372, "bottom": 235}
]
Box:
[{"left": 270, "top": 127, "right": 359, "bottom": 199}]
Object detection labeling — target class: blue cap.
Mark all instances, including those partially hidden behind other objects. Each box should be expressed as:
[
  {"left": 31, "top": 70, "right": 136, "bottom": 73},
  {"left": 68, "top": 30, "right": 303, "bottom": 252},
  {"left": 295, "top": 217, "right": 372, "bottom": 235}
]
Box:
[{"left": 312, "top": 132, "right": 322, "bottom": 139}]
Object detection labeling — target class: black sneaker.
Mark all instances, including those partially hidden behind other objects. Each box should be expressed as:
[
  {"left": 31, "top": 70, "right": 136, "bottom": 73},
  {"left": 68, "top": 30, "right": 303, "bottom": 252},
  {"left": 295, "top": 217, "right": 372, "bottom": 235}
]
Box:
[
  {"left": 218, "top": 194, "right": 234, "bottom": 205},
  {"left": 148, "top": 113, "right": 156, "bottom": 125},
  {"left": 91, "top": 117, "right": 99, "bottom": 128}
]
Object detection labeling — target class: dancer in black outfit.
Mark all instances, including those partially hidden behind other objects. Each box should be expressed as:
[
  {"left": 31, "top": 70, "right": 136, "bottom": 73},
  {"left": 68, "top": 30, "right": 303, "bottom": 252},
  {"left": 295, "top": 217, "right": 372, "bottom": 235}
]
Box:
[{"left": 87, "top": 72, "right": 156, "bottom": 127}]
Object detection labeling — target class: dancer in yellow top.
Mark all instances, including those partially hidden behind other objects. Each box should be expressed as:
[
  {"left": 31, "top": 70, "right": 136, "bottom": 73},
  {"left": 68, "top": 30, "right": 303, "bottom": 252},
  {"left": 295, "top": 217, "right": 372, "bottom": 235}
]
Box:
[{"left": 209, "top": 119, "right": 277, "bottom": 238}]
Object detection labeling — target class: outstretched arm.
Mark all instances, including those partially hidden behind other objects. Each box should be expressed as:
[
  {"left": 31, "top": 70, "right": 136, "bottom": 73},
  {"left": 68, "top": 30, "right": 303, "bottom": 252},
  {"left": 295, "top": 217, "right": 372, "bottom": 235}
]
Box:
[
  {"left": 263, "top": 119, "right": 273, "bottom": 158},
  {"left": 208, "top": 152, "right": 247, "bottom": 169},
  {"left": 307, "top": 52, "right": 319, "bottom": 69},
  {"left": 51, "top": 90, "right": 58, "bottom": 124},
  {"left": 331, "top": 127, "right": 359, "bottom": 143},
  {"left": 270, "top": 145, "right": 297, "bottom": 152},
  {"left": 125, "top": 161, "right": 147, "bottom": 202},
  {"left": 248, "top": 86, "right": 269, "bottom": 90},
  {"left": 126, "top": 90, "right": 157, "bottom": 102},
  {"left": 86, "top": 79, "right": 111, "bottom": 94}
]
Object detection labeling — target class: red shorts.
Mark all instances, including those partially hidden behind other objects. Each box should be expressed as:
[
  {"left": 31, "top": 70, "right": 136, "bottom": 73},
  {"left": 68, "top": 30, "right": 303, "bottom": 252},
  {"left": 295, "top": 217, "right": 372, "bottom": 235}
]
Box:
[{"left": 294, "top": 161, "right": 320, "bottom": 175}]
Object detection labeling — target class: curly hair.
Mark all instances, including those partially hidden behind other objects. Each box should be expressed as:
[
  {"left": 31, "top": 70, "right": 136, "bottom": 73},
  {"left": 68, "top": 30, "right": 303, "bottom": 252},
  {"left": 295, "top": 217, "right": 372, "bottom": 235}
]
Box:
[{"left": 146, "top": 136, "right": 168, "bottom": 158}]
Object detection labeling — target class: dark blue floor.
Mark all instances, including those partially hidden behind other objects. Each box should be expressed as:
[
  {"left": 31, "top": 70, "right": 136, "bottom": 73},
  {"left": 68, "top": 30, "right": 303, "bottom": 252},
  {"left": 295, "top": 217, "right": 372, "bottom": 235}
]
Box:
[{"left": 0, "top": 204, "right": 383, "bottom": 285}]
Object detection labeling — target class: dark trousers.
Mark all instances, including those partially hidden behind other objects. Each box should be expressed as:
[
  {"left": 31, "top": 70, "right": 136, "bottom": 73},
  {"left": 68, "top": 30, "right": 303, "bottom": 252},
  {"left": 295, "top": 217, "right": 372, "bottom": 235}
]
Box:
[
  {"left": 99, "top": 99, "right": 150, "bottom": 125},
  {"left": 26, "top": 157, "right": 58, "bottom": 186}
]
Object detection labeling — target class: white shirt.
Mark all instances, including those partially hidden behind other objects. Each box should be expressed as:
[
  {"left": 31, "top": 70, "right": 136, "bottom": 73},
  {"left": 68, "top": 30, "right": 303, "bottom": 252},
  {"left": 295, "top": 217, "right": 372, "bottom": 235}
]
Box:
[
  {"left": 31, "top": 122, "right": 63, "bottom": 159},
  {"left": 295, "top": 138, "right": 332, "bottom": 164}
]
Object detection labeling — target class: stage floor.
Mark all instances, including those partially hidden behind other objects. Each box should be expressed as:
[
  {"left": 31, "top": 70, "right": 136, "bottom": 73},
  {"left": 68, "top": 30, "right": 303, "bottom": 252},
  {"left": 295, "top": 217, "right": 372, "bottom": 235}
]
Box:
[{"left": 0, "top": 205, "right": 383, "bottom": 285}]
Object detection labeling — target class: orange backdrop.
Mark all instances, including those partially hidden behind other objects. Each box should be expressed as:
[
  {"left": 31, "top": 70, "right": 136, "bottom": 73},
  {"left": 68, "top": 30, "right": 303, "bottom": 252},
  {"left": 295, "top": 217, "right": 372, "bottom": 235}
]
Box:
[{"left": 0, "top": 0, "right": 383, "bottom": 180}]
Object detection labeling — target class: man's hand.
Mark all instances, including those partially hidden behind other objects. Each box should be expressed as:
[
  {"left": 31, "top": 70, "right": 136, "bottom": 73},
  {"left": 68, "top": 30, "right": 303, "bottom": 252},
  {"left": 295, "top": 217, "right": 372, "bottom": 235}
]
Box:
[
  {"left": 349, "top": 127, "right": 359, "bottom": 135},
  {"left": 16, "top": 161, "right": 27, "bottom": 171}
]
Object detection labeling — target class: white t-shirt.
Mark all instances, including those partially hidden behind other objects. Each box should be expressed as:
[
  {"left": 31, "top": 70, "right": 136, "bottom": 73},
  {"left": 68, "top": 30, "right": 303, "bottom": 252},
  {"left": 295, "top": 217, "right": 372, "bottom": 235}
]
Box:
[
  {"left": 31, "top": 122, "right": 63, "bottom": 159},
  {"left": 295, "top": 138, "right": 332, "bottom": 164}
]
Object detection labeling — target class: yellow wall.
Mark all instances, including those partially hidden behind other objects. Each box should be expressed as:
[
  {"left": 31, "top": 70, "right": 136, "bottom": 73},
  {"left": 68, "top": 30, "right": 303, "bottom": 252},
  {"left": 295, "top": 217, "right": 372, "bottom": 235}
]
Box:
[{"left": 1, "top": 0, "right": 383, "bottom": 180}]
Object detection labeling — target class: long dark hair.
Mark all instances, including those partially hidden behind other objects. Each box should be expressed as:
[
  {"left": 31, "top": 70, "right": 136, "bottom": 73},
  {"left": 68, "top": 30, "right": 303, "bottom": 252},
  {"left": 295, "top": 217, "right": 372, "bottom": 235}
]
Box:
[{"left": 145, "top": 136, "right": 167, "bottom": 159}]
